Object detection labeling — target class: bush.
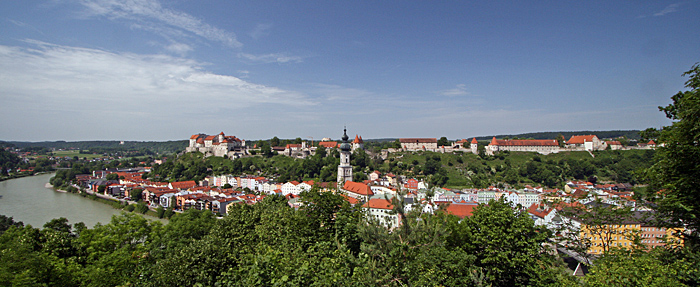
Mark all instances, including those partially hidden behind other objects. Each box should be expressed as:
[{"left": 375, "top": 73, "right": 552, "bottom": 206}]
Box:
[
  {"left": 125, "top": 204, "right": 135, "bottom": 212},
  {"left": 136, "top": 202, "right": 149, "bottom": 214}
]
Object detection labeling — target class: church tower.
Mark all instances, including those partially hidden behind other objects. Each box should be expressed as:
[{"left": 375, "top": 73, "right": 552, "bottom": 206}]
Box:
[{"left": 337, "top": 128, "right": 353, "bottom": 184}]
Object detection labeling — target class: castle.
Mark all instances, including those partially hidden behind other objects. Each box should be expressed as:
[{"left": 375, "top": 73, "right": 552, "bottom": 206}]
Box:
[{"left": 186, "top": 132, "right": 246, "bottom": 158}]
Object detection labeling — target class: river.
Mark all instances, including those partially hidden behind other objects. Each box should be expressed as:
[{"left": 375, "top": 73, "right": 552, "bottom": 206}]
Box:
[{"left": 0, "top": 173, "right": 163, "bottom": 228}]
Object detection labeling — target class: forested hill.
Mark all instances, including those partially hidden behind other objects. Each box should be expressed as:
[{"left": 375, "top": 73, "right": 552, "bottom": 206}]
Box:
[
  {"left": 473, "top": 130, "right": 641, "bottom": 141},
  {"left": 2, "top": 140, "right": 188, "bottom": 154}
]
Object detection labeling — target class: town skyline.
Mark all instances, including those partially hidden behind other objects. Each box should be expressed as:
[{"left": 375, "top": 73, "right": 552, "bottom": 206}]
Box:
[{"left": 2, "top": 1, "right": 698, "bottom": 141}]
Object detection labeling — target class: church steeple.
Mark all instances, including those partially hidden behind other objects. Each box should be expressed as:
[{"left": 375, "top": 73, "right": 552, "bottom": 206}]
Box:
[{"left": 337, "top": 127, "right": 353, "bottom": 184}]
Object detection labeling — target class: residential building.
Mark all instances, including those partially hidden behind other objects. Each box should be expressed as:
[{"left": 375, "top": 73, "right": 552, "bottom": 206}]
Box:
[
  {"left": 363, "top": 198, "right": 400, "bottom": 228},
  {"left": 342, "top": 181, "right": 374, "bottom": 201},
  {"left": 566, "top": 135, "right": 604, "bottom": 151}
]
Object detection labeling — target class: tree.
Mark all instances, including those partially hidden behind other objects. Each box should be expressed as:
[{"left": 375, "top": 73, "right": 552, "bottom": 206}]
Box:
[
  {"left": 556, "top": 133, "right": 566, "bottom": 147},
  {"left": 0, "top": 215, "right": 23, "bottom": 235},
  {"left": 585, "top": 248, "right": 692, "bottom": 287},
  {"left": 270, "top": 136, "right": 280, "bottom": 147},
  {"left": 106, "top": 173, "right": 119, "bottom": 180},
  {"left": 446, "top": 198, "right": 560, "bottom": 286},
  {"left": 645, "top": 63, "right": 700, "bottom": 246},
  {"left": 639, "top": 127, "right": 660, "bottom": 142},
  {"left": 437, "top": 136, "right": 449, "bottom": 147},
  {"left": 131, "top": 188, "right": 143, "bottom": 202}
]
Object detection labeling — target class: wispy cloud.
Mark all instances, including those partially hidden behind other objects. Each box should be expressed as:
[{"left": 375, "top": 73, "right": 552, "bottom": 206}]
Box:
[
  {"left": 0, "top": 40, "right": 312, "bottom": 140},
  {"left": 78, "top": 0, "right": 241, "bottom": 48},
  {"left": 238, "top": 52, "right": 303, "bottom": 64},
  {"left": 438, "top": 84, "right": 475, "bottom": 97},
  {"left": 164, "top": 42, "right": 192, "bottom": 55},
  {"left": 654, "top": 3, "right": 682, "bottom": 17},
  {"left": 250, "top": 23, "right": 273, "bottom": 40}
]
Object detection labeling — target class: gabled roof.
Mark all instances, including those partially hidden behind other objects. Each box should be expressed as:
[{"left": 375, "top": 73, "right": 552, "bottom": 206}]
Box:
[
  {"left": 343, "top": 181, "right": 374, "bottom": 196},
  {"left": 444, "top": 203, "right": 477, "bottom": 219},
  {"left": 527, "top": 203, "right": 554, "bottom": 219},
  {"left": 362, "top": 198, "right": 393, "bottom": 210},
  {"left": 171, "top": 180, "right": 197, "bottom": 190},
  {"left": 647, "top": 140, "right": 656, "bottom": 145},
  {"left": 341, "top": 194, "right": 359, "bottom": 205},
  {"left": 567, "top": 135, "right": 598, "bottom": 144},
  {"left": 606, "top": 141, "right": 622, "bottom": 145}
]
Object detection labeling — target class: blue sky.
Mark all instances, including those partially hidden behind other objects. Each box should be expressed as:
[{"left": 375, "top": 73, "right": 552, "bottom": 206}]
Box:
[{"left": 1, "top": 1, "right": 698, "bottom": 141}]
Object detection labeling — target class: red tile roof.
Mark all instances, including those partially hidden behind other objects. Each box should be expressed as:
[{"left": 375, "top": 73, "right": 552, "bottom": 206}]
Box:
[
  {"left": 567, "top": 135, "right": 597, "bottom": 145},
  {"left": 343, "top": 181, "right": 373, "bottom": 196},
  {"left": 171, "top": 180, "right": 197, "bottom": 190},
  {"left": 318, "top": 141, "right": 338, "bottom": 148},
  {"left": 341, "top": 194, "right": 359, "bottom": 205},
  {"left": 353, "top": 135, "right": 364, "bottom": 144},
  {"left": 444, "top": 203, "right": 477, "bottom": 219},
  {"left": 362, "top": 198, "right": 394, "bottom": 210},
  {"left": 527, "top": 203, "right": 554, "bottom": 219},
  {"left": 471, "top": 138, "right": 478, "bottom": 144}
]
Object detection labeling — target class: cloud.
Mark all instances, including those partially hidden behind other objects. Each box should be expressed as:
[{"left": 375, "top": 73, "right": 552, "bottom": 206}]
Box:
[
  {"left": 250, "top": 23, "right": 273, "bottom": 40},
  {"left": 0, "top": 40, "right": 313, "bottom": 140},
  {"left": 238, "top": 52, "right": 303, "bottom": 64},
  {"left": 164, "top": 42, "right": 193, "bottom": 55},
  {"left": 654, "top": 3, "right": 682, "bottom": 17},
  {"left": 78, "top": 0, "right": 241, "bottom": 48},
  {"left": 439, "top": 84, "right": 473, "bottom": 97}
]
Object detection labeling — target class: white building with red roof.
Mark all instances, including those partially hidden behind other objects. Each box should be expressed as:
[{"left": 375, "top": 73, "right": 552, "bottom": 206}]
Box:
[
  {"left": 399, "top": 138, "right": 438, "bottom": 151},
  {"left": 362, "top": 198, "right": 400, "bottom": 228},
  {"left": 566, "top": 135, "right": 603, "bottom": 151},
  {"left": 186, "top": 132, "right": 245, "bottom": 157},
  {"left": 342, "top": 181, "right": 374, "bottom": 201},
  {"left": 352, "top": 134, "right": 364, "bottom": 151},
  {"left": 486, "top": 137, "right": 560, "bottom": 155}
]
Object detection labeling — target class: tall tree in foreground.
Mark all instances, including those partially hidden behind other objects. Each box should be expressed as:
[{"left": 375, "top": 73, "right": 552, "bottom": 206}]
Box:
[{"left": 645, "top": 63, "right": 700, "bottom": 246}]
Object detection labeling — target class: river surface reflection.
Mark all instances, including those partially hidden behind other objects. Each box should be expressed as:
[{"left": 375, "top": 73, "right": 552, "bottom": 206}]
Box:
[{"left": 0, "top": 173, "right": 163, "bottom": 228}]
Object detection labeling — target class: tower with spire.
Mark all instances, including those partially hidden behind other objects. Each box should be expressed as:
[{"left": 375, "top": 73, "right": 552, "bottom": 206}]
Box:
[
  {"left": 337, "top": 127, "right": 353, "bottom": 184},
  {"left": 352, "top": 134, "right": 364, "bottom": 151}
]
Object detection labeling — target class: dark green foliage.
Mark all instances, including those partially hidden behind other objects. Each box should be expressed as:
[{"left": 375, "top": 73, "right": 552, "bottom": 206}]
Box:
[
  {"left": 645, "top": 63, "right": 700, "bottom": 246},
  {"left": 0, "top": 190, "right": 577, "bottom": 286},
  {"left": 0, "top": 215, "right": 23, "bottom": 235}
]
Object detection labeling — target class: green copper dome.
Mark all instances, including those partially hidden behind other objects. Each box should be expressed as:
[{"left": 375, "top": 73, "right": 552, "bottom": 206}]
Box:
[{"left": 339, "top": 128, "right": 351, "bottom": 151}]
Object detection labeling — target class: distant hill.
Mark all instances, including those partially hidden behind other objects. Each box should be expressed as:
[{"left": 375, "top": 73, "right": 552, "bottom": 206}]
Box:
[{"left": 2, "top": 140, "right": 188, "bottom": 154}]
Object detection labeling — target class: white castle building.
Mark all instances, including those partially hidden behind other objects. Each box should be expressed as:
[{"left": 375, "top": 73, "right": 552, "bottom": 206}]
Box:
[{"left": 186, "top": 132, "right": 245, "bottom": 157}]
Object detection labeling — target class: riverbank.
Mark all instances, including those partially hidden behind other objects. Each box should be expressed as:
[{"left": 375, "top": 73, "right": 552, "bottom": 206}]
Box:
[
  {"left": 52, "top": 183, "right": 167, "bottom": 220},
  {"left": 1, "top": 171, "right": 54, "bottom": 182},
  {"left": 0, "top": 173, "right": 127, "bottom": 227}
]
